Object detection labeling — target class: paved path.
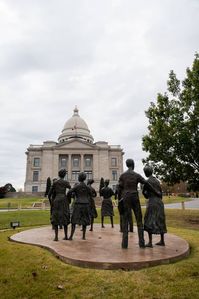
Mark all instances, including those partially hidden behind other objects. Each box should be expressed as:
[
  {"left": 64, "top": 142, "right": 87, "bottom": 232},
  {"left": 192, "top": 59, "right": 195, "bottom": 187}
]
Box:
[{"left": 164, "top": 198, "right": 199, "bottom": 209}]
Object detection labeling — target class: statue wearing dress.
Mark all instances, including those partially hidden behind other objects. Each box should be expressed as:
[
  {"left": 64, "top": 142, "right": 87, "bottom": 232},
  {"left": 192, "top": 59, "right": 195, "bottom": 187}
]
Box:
[
  {"left": 87, "top": 179, "right": 98, "bottom": 231},
  {"left": 143, "top": 165, "right": 167, "bottom": 247},
  {"left": 100, "top": 179, "right": 115, "bottom": 228},
  {"left": 67, "top": 172, "right": 92, "bottom": 240},
  {"left": 50, "top": 169, "right": 71, "bottom": 241}
]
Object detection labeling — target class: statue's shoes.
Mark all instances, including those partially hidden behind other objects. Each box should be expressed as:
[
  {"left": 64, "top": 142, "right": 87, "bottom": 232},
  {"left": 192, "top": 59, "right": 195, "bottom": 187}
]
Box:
[
  {"left": 155, "top": 241, "right": 165, "bottom": 246},
  {"left": 139, "top": 244, "right": 146, "bottom": 248},
  {"left": 145, "top": 243, "right": 153, "bottom": 248}
]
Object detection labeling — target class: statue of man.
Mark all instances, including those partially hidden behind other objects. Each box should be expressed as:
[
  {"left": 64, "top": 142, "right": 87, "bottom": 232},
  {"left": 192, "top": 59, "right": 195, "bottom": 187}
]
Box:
[
  {"left": 118, "top": 159, "right": 146, "bottom": 248},
  {"left": 118, "top": 159, "right": 161, "bottom": 249}
]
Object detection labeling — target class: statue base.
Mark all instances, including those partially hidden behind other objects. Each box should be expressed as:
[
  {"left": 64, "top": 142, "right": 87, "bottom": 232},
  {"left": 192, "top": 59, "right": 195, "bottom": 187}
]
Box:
[{"left": 10, "top": 224, "right": 189, "bottom": 270}]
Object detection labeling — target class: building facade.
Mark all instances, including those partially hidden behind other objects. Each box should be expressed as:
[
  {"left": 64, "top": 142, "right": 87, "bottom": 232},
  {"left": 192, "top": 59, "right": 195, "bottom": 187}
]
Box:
[{"left": 24, "top": 107, "right": 124, "bottom": 193}]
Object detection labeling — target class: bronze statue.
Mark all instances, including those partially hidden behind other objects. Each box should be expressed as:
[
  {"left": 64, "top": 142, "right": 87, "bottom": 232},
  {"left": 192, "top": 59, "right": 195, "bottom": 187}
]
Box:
[
  {"left": 67, "top": 172, "right": 92, "bottom": 240},
  {"left": 50, "top": 169, "right": 71, "bottom": 241},
  {"left": 143, "top": 165, "right": 167, "bottom": 247},
  {"left": 118, "top": 159, "right": 146, "bottom": 248},
  {"left": 116, "top": 184, "right": 133, "bottom": 233},
  {"left": 45, "top": 177, "right": 51, "bottom": 197},
  {"left": 87, "top": 179, "right": 98, "bottom": 231},
  {"left": 48, "top": 177, "right": 57, "bottom": 229},
  {"left": 100, "top": 179, "right": 115, "bottom": 228}
]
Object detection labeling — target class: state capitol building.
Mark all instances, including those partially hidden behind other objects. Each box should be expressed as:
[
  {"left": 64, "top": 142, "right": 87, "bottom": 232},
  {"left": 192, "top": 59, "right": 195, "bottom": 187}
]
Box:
[{"left": 24, "top": 107, "right": 124, "bottom": 193}]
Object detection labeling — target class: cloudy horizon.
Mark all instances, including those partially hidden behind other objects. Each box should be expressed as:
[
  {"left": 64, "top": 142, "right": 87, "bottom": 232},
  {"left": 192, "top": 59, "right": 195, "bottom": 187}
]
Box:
[{"left": 0, "top": 0, "right": 199, "bottom": 190}]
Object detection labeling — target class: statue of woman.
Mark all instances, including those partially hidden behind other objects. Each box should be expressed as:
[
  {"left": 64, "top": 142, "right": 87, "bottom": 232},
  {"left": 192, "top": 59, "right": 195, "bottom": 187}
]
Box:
[
  {"left": 143, "top": 165, "right": 167, "bottom": 247},
  {"left": 100, "top": 179, "right": 115, "bottom": 228},
  {"left": 67, "top": 172, "right": 92, "bottom": 240},
  {"left": 50, "top": 169, "right": 71, "bottom": 241},
  {"left": 87, "top": 179, "right": 98, "bottom": 231}
]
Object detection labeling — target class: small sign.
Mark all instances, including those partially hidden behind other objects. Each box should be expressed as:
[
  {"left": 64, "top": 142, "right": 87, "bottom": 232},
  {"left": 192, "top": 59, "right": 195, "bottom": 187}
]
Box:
[{"left": 10, "top": 221, "right": 20, "bottom": 229}]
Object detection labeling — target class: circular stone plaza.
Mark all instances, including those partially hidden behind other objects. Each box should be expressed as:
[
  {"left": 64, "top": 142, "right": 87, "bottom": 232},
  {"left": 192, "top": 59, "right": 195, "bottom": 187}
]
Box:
[{"left": 10, "top": 224, "right": 189, "bottom": 271}]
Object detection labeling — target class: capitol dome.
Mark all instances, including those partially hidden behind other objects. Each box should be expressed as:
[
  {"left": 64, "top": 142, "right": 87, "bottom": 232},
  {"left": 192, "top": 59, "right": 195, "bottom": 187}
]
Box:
[{"left": 58, "top": 107, "right": 94, "bottom": 143}]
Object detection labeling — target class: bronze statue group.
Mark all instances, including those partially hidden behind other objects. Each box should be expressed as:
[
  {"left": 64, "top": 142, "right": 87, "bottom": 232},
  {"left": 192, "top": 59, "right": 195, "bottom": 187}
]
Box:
[{"left": 48, "top": 159, "right": 167, "bottom": 249}]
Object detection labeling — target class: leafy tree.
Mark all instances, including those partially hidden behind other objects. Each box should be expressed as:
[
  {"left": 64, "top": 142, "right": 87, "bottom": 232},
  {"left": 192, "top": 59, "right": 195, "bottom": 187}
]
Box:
[
  {"left": 0, "top": 183, "right": 15, "bottom": 198},
  {"left": 142, "top": 54, "right": 199, "bottom": 191}
]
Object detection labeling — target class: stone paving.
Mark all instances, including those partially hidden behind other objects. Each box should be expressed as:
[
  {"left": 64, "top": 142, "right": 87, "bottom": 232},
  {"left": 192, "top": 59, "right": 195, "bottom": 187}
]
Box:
[{"left": 10, "top": 224, "right": 190, "bottom": 270}]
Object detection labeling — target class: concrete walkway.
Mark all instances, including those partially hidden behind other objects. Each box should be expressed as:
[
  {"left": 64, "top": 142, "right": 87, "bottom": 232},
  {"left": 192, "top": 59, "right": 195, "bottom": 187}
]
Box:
[{"left": 164, "top": 198, "right": 199, "bottom": 209}]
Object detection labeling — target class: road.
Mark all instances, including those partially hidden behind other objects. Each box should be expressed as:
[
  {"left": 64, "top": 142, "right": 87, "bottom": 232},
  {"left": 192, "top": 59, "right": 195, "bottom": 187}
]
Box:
[{"left": 164, "top": 198, "right": 199, "bottom": 209}]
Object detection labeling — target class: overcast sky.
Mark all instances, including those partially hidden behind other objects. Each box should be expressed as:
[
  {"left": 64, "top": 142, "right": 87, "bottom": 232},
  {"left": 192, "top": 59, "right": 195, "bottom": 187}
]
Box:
[{"left": 0, "top": 0, "right": 199, "bottom": 190}]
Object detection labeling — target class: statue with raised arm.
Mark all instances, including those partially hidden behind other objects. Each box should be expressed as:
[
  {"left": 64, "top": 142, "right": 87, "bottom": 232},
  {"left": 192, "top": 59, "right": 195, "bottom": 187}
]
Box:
[
  {"left": 143, "top": 165, "right": 167, "bottom": 247},
  {"left": 87, "top": 179, "right": 98, "bottom": 231}
]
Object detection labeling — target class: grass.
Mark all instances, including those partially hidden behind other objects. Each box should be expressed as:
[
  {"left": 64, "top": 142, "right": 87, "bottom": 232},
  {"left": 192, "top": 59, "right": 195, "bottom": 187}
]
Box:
[
  {"left": 0, "top": 195, "right": 191, "bottom": 210},
  {"left": 1, "top": 208, "right": 199, "bottom": 231},
  {"left": 0, "top": 209, "right": 199, "bottom": 298},
  {"left": 139, "top": 195, "right": 192, "bottom": 206},
  {"left": 0, "top": 210, "right": 50, "bottom": 229},
  {"left": 0, "top": 197, "right": 44, "bottom": 209}
]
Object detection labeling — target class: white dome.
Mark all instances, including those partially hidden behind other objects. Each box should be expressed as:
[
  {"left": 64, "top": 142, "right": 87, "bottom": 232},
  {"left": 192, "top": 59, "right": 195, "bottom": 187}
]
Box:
[{"left": 58, "top": 107, "right": 94, "bottom": 143}]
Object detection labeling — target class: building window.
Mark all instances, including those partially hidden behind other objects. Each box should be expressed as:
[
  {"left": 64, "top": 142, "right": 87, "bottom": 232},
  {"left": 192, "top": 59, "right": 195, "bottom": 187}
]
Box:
[
  {"left": 59, "top": 155, "right": 68, "bottom": 169},
  {"left": 112, "top": 170, "right": 117, "bottom": 181},
  {"left": 112, "top": 185, "right": 116, "bottom": 192},
  {"left": 64, "top": 172, "right": 68, "bottom": 181},
  {"left": 33, "top": 171, "right": 39, "bottom": 182},
  {"left": 72, "top": 171, "right": 80, "bottom": 181},
  {"left": 32, "top": 186, "right": 38, "bottom": 192},
  {"left": 84, "top": 171, "right": 93, "bottom": 180},
  {"left": 111, "top": 157, "right": 117, "bottom": 167},
  {"left": 72, "top": 157, "right": 80, "bottom": 168},
  {"left": 84, "top": 155, "right": 92, "bottom": 167},
  {"left": 33, "top": 157, "right": 40, "bottom": 167}
]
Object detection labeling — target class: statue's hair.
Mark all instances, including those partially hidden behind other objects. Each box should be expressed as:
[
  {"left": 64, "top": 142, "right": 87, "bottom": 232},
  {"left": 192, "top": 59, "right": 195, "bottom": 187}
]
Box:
[
  {"left": 87, "top": 179, "right": 94, "bottom": 185},
  {"left": 104, "top": 179, "right": 110, "bottom": 186},
  {"left": 143, "top": 165, "right": 153, "bottom": 176},
  {"left": 58, "top": 169, "right": 66, "bottom": 178},
  {"left": 126, "top": 159, "right": 135, "bottom": 169},
  {"left": 78, "top": 172, "right": 87, "bottom": 182}
]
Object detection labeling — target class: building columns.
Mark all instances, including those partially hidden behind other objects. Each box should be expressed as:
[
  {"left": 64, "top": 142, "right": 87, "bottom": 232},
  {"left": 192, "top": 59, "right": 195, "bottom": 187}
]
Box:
[
  {"left": 81, "top": 154, "right": 84, "bottom": 172},
  {"left": 68, "top": 154, "right": 72, "bottom": 180}
]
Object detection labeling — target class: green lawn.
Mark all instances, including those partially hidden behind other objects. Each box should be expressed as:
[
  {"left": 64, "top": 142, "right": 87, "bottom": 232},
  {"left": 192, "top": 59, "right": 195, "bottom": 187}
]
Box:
[
  {"left": 139, "top": 195, "right": 192, "bottom": 206},
  {"left": 0, "top": 210, "right": 50, "bottom": 229},
  {"left": 0, "top": 208, "right": 199, "bottom": 230},
  {"left": 0, "top": 209, "right": 199, "bottom": 298},
  {"left": 0, "top": 195, "right": 191, "bottom": 210},
  {"left": 0, "top": 197, "right": 44, "bottom": 209}
]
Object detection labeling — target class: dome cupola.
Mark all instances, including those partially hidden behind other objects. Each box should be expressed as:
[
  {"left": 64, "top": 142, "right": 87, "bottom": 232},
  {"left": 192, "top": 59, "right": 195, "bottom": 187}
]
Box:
[{"left": 58, "top": 107, "right": 94, "bottom": 143}]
